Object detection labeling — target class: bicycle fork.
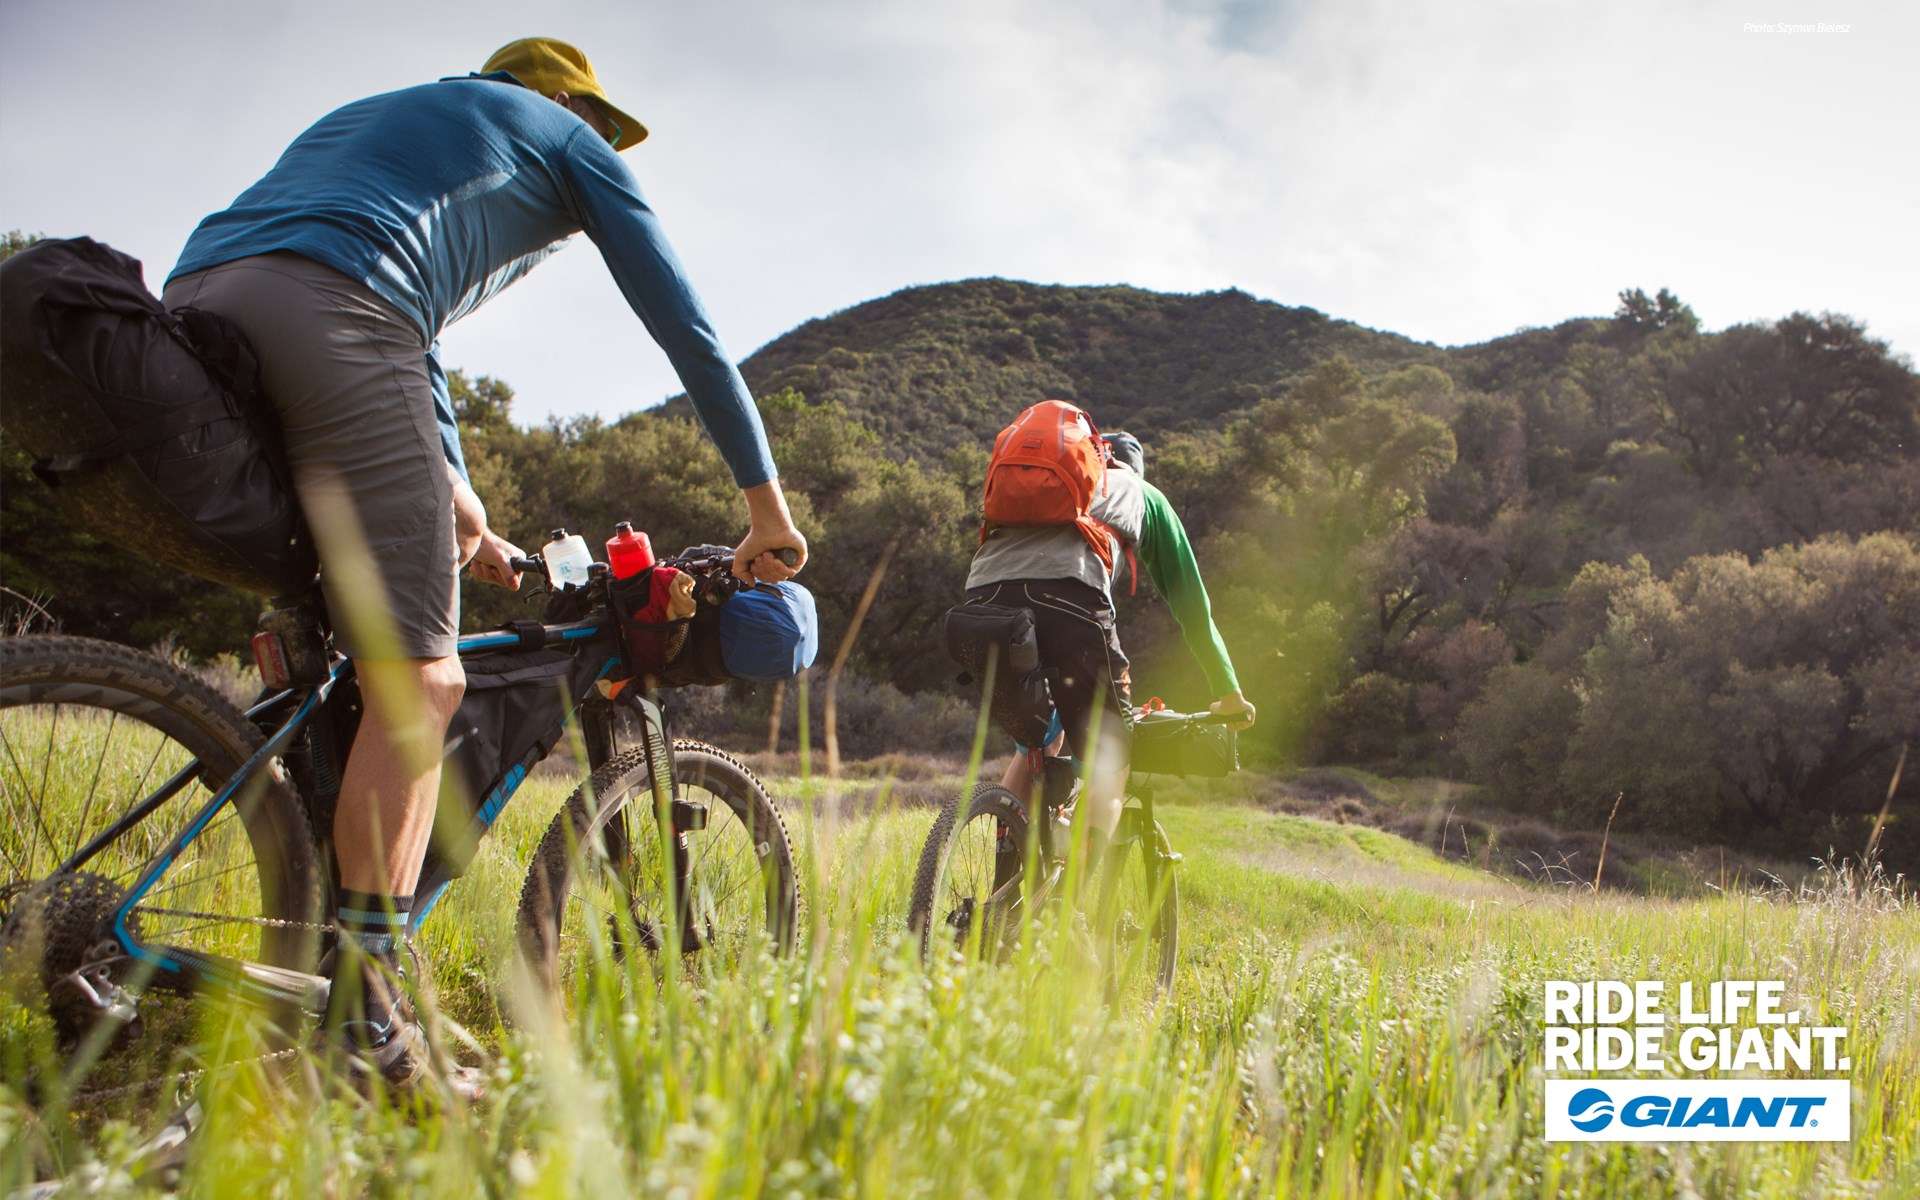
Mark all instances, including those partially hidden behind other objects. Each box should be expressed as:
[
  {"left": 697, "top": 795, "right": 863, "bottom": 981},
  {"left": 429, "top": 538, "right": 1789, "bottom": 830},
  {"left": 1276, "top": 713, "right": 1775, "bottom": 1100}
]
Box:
[{"left": 600, "top": 688, "right": 712, "bottom": 954}]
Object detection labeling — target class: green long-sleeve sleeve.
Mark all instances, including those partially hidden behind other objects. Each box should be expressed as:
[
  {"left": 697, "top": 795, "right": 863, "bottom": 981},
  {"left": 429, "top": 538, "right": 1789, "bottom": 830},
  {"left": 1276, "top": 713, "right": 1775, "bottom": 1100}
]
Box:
[{"left": 1136, "top": 480, "right": 1240, "bottom": 697}]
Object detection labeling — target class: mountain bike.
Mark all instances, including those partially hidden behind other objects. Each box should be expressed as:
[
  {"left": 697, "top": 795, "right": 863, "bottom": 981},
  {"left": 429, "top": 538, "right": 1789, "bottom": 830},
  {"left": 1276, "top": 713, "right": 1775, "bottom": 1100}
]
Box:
[
  {"left": 906, "top": 707, "right": 1234, "bottom": 995},
  {"left": 0, "top": 542, "right": 799, "bottom": 1097}
]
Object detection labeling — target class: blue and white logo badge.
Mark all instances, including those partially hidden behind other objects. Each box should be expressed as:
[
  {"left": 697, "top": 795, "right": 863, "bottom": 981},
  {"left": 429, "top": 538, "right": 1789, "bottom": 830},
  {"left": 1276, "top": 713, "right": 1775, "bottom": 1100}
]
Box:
[
  {"left": 1566, "top": 1087, "right": 1616, "bottom": 1133},
  {"left": 1545, "top": 1079, "right": 1849, "bottom": 1142}
]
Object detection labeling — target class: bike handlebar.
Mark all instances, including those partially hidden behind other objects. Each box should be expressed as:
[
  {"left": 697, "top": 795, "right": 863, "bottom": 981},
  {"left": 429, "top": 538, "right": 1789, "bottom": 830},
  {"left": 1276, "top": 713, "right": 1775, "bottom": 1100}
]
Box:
[
  {"left": 506, "top": 546, "right": 799, "bottom": 581},
  {"left": 1137, "top": 707, "right": 1242, "bottom": 727}
]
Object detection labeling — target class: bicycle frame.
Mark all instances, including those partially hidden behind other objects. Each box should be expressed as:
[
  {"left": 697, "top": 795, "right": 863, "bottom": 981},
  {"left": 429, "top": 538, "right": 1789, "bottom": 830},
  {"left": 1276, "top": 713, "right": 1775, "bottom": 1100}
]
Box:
[{"left": 95, "top": 613, "right": 631, "bottom": 1007}]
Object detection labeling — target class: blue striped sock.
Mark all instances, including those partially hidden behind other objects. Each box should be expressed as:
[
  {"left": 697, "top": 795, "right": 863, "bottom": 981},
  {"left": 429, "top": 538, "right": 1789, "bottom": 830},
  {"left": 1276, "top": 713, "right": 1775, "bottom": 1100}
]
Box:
[{"left": 336, "top": 890, "right": 412, "bottom": 956}]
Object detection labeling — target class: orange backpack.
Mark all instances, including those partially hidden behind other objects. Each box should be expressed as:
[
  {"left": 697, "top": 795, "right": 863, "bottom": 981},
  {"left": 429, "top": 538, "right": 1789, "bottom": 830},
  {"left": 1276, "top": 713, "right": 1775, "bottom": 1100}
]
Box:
[{"left": 981, "top": 400, "right": 1117, "bottom": 575}]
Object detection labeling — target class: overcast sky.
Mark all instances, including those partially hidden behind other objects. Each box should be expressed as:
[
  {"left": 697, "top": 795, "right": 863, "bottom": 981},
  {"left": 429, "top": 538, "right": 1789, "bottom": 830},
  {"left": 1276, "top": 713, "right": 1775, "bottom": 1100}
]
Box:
[{"left": 3, "top": 1, "right": 1914, "bottom": 426}]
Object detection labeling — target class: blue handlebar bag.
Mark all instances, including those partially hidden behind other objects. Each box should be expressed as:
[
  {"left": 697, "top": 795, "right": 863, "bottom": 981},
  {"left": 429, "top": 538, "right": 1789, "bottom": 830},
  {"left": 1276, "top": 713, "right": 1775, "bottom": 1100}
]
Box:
[{"left": 719, "top": 582, "right": 819, "bottom": 680}]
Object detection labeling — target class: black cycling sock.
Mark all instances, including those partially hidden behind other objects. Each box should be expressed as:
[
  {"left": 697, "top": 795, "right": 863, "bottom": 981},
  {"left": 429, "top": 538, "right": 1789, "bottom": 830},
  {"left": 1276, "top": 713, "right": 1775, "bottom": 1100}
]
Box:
[{"left": 334, "top": 889, "right": 413, "bottom": 957}]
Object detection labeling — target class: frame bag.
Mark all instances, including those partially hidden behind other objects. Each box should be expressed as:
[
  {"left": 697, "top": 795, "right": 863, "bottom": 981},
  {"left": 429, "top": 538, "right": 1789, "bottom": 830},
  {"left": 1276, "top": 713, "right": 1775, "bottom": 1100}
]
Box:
[{"left": 0, "top": 237, "right": 317, "bottom": 597}]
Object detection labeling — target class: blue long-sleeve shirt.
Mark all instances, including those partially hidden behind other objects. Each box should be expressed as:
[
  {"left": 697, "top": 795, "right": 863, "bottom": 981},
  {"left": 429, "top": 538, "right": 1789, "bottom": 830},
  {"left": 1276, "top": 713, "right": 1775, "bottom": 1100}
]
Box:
[{"left": 170, "top": 71, "right": 776, "bottom": 489}]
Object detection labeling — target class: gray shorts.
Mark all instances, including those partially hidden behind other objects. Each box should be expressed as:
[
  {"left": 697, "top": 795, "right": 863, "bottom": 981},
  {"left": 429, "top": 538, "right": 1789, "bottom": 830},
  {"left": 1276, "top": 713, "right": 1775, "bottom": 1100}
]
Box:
[{"left": 163, "top": 254, "right": 458, "bottom": 659}]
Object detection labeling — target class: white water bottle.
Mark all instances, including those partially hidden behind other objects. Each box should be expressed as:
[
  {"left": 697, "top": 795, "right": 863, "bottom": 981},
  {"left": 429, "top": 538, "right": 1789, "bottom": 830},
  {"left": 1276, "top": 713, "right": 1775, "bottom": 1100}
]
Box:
[
  {"left": 541, "top": 528, "right": 594, "bottom": 588},
  {"left": 1051, "top": 807, "right": 1076, "bottom": 862}
]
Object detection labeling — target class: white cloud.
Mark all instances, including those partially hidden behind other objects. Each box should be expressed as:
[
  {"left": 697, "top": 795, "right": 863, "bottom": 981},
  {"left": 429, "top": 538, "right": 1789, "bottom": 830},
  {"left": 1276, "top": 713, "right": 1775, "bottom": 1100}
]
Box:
[{"left": 2, "top": 0, "right": 1913, "bottom": 429}]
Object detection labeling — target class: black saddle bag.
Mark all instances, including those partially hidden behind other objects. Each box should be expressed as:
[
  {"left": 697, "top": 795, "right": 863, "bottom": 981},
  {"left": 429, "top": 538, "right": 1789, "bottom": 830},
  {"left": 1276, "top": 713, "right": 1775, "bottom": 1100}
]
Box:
[
  {"left": 943, "top": 602, "right": 1055, "bottom": 747},
  {"left": 0, "top": 237, "right": 317, "bottom": 597}
]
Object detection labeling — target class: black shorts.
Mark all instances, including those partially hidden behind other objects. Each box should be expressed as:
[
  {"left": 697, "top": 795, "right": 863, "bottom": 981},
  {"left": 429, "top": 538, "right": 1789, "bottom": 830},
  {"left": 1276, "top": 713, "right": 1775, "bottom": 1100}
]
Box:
[{"left": 962, "top": 579, "right": 1133, "bottom": 760}]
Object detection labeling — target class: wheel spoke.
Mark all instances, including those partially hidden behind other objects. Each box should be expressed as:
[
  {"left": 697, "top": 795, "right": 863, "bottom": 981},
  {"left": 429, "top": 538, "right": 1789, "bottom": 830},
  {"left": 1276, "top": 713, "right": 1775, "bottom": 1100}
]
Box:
[
  {"left": 126, "top": 736, "right": 170, "bottom": 816},
  {"left": 105, "top": 775, "right": 219, "bottom": 884},
  {"left": 69, "top": 709, "right": 119, "bottom": 862},
  {"left": 0, "top": 717, "right": 61, "bottom": 878},
  {"left": 27, "top": 706, "right": 60, "bottom": 873},
  {"left": 139, "top": 857, "right": 257, "bottom": 903},
  {"left": 705, "top": 847, "right": 762, "bottom": 913},
  {"left": 0, "top": 799, "right": 27, "bottom": 880},
  {"left": 545, "top": 752, "right": 788, "bottom": 983}
]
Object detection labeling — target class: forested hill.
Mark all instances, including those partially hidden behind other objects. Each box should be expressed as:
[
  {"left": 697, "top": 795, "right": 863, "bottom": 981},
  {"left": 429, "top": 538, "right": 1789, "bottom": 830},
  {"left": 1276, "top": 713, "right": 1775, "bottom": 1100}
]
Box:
[
  {"left": 593, "top": 277, "right": 1920, "bottom": 866},
  {"left": 5, "top": 224, "right": 1916, "bottom": 866},
  {"left": 659, "top": 279, "right": 1447, "bottom": 453}
]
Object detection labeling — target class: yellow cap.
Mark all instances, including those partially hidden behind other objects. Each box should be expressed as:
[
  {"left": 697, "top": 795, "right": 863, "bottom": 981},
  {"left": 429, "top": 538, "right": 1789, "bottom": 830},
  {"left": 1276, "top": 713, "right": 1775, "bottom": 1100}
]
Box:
[{"left": 482, "top": 37, "right": 647, "bottom": 151}]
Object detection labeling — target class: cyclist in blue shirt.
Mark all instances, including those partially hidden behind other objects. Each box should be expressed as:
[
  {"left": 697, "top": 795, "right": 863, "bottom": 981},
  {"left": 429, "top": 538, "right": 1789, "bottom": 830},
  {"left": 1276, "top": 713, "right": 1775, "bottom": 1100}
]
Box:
[{"left": 164, "top": 38, "right": 807, "bottom": 1092}]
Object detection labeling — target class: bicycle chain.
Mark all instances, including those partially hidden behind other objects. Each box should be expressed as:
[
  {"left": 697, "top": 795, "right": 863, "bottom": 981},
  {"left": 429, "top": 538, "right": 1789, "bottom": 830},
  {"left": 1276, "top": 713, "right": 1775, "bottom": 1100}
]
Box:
[
  {"left": 58, "top": 1046, "right": 304, "bottom": 1105},
  {"left": 50, "top": 907, "right": 339, "bottom": 1104},
  {"left": 134, "top": 905, "right": 337, "bottom": 933}
]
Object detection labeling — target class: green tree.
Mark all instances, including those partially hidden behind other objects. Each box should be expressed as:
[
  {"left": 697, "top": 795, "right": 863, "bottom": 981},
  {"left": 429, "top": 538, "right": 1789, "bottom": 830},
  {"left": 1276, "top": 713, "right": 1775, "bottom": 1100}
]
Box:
[
  {"left": 1463, "top": 534, "right": 1920, "bottom": 852},
  {"left": 1656, "top": 314, "right": 1919, "bottom": 480},
  {"left": 1613, "top": 286, "right": 1699, "bottom": 335},
  {"left": 448, "top": 369, "right": 516, "bottom": 437}
]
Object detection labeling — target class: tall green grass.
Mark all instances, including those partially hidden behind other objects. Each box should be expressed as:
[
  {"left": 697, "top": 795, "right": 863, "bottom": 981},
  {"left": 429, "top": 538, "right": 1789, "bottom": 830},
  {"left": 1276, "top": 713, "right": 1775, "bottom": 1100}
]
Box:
[{"left": 4, "top": 756, "right": 1917, "bottom": 1197}]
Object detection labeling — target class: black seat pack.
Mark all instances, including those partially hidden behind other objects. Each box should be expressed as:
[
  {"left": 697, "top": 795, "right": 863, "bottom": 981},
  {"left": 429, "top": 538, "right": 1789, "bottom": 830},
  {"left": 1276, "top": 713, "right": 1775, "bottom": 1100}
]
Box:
[
  {"left": 0, "top": 237, "right": 317, "bottom": 597},
  {"left": 943, "top": 601, "right": 1055, "bottom": 747}
]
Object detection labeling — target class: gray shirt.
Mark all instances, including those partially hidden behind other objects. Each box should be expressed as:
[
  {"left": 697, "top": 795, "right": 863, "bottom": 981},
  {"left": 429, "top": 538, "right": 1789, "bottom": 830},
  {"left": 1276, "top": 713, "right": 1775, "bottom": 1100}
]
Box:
[{"left": 967, "top": 464, "right": 1146, "bottom": 598}]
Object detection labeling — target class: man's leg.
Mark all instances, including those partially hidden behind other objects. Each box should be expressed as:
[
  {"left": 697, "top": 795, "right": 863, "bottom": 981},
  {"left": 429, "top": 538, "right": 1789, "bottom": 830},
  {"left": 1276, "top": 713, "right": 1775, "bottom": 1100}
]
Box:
[
  {"left": 333, "top": 655, "right": 466, "bottom": 899},
  {"left": 999, "top": 735, "right": 1061, "bottom": 800},
  {"left": 1020, "top": 582, "right": 1134, "bottom": 868},
  {"left": 322, "top": 655, "right": 463, "bottom": 1080}
]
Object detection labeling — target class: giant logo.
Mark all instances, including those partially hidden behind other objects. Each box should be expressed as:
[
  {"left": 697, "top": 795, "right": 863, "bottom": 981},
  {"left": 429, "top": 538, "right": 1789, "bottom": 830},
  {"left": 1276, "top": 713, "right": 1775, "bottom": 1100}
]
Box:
[
  {"left": 1566, "top": 1087, "right": 1616, "bottom": 1132},
  {"left": 1543, "top": 1080, "right": 1848, "bottom": 1142}
]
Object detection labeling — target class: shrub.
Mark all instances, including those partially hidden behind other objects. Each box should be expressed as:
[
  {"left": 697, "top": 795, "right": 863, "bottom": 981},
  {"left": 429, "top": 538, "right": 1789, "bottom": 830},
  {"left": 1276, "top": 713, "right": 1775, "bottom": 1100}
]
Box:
[
  {"left": 1458, "top": 664, "right": 1579, "bottom": 813},
  {"left": 1314, "top": 672, "right": 1410, "bottom": 765}
]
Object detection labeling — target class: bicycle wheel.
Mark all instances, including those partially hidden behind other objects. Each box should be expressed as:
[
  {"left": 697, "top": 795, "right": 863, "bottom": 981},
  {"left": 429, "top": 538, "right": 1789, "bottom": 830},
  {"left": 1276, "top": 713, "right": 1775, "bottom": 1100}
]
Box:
[
  {"left": 517, "top": 739, "right": 796, "bottom": 992},
  {"left": 0, "top": 636, "right": 323, "bottom": 1051},
  {"left": 1092, "top": 809, "right": 1179, "bottom": 995},
  {"left": 907, "top": 783, "right": 1032, "bottom": 960}
]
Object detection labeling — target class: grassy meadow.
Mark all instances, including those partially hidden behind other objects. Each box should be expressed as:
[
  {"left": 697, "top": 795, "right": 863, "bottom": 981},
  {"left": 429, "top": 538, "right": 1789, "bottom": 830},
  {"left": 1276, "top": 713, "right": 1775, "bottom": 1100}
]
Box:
[{"left": 3, "top": 751, "right": 1918, "bottom": 1198}]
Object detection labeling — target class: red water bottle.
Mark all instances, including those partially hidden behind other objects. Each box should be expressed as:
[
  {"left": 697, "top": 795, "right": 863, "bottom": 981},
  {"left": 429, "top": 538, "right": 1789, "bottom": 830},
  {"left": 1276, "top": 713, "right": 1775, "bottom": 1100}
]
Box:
[{"left": 606, "top": 521, "right": 655, "bottom": 579}]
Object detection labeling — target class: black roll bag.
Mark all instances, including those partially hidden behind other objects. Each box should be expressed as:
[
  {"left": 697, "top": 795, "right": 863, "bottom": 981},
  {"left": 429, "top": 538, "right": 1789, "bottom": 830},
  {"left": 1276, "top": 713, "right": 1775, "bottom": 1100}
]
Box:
[
  {"left": 1129, "top": 710, "right": 1238, "bottom": 778},
  {"left": 942, "top": 601, "right": 1055, "bottom": 747},
  {"left": 0, "top": 237, "right": 317, "bottom": 597}
]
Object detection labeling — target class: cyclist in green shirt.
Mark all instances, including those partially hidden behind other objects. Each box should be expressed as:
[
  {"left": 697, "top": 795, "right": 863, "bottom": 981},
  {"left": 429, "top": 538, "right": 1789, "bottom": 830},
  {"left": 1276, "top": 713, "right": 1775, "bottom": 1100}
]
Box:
[{"left": 962, "top": 429, "right": 1254, "bottom": 864}]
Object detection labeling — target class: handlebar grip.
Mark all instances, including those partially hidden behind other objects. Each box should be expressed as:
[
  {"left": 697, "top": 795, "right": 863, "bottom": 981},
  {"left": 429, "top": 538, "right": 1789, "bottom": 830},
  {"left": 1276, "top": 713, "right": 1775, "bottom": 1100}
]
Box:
[
  {"left": 509, "top": 556, "right": 543, "bottom": 574},
  {"left": 773, "top": 547, "right": 801, "bottom": 568}
]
